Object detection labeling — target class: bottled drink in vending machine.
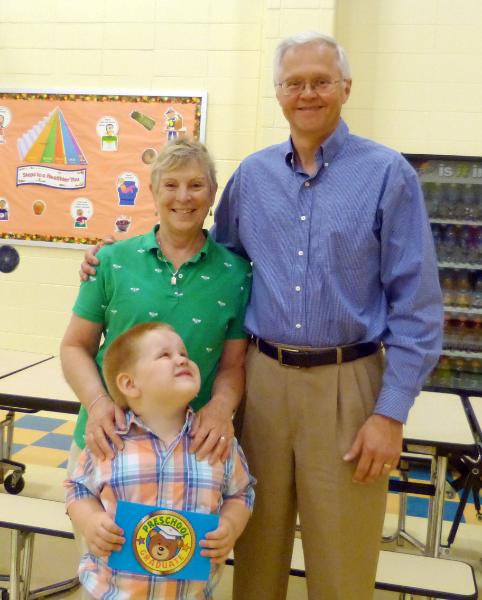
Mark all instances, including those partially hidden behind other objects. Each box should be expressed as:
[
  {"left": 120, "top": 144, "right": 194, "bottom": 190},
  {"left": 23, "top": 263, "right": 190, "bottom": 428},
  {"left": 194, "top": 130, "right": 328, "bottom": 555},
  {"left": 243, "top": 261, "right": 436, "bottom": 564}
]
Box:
[
  {"left": 444, "top": 183, "right": 458, "bottom": 218},
  {"left": 434, "top": 183, "right": 449, "bottom": 218},
  {"left": 440, "top": 270, "right": 456, "bottom": 305},
  {"left": 434, "top": 355, "right": 453, "bottom": 387},
  {"left": 466, "top": 226, "right": 479, "bottom": 264},
  {"left": 454, "top": 271, "right": 473, "bottom": 308},
  {"left": 431, "top": 224, "right": 443, "bottom": 259},
  {"left": 458, "top": 225, "right": 472, "bottom": 263},
  {"left": 443, "top": 316, "right": 455, "bottom": 346},
  {"left": 447, "top": 183, "right": 462, "bottom": 218},
  {"left": 472, "top": 317, "right": 482, "bottom": 351},
  {"left": 475, "top": 184, "right": 482, "bottom": 220},
  {"left": 452, "top": 357, "right": 466, "bottom": 388},
  {"left": 466, "top": 358, "right": 482, "bottom": 390},
  {"left": 464, "top": 317, "right": 482, "bottom": 350},
  {"left": 440, "top": 225, "right": 458, "bottom": 262},
  {"left": 472, "top": 274, "right": 482, "bottom": 308},
  {"left": 461, "top": 184, "right": 477, "bottom": 220},
  {"left": 422, "top": 182, "right": 437, "bottom": 217},
  {"left": 475, "top": 226, "right": 482, "bottom": 263},
  {"left": 451, "top": 316, "right": 469, "bottom": 349}
]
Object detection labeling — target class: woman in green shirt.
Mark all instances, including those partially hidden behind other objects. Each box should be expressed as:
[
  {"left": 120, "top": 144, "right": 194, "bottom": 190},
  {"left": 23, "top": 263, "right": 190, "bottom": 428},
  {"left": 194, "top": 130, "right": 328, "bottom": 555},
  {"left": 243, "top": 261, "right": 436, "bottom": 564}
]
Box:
[{"left": 61, "top": 140, "right": 251, "bottom": 465}]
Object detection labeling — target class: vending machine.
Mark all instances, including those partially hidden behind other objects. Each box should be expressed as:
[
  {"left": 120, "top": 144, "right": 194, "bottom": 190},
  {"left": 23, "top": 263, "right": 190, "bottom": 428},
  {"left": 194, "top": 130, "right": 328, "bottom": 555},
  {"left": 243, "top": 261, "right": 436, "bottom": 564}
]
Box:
[{"left": 404, "top": 154, "right": 482, "bottom": 394}]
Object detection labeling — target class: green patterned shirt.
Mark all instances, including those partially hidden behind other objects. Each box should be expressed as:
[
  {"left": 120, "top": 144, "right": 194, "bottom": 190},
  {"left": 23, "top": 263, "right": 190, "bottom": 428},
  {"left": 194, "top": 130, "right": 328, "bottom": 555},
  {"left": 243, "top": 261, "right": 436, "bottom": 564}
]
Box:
[{"left": 72, "top": 226, "right": 251, "bottom": 449}]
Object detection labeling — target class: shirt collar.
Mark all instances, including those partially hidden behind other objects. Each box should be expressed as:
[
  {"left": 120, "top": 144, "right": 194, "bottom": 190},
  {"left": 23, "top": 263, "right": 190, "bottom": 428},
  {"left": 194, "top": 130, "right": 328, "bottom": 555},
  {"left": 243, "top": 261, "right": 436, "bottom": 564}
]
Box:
[
  {"left": 283, "top": 118, "right": 349, "bottom": 171},
  {"left": 143, "top": 224, "right": 213, "bottom": 265},
  {"left": 119, "top": 407, "right": 195, "bottom": 438}
]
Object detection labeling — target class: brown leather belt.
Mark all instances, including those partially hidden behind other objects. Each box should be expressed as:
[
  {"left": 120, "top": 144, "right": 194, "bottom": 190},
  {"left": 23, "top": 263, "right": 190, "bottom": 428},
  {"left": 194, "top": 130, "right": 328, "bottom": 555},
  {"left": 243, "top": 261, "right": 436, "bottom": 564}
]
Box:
[{"left": 252, "top": 336, "right": 380, "bottom": 368}]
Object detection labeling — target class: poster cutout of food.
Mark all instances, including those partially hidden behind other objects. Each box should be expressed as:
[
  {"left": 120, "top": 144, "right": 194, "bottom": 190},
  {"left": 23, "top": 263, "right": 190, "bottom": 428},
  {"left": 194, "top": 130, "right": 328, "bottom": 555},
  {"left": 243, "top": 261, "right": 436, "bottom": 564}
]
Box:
[{"left": 0, "top": 90, "right": 206, "bottom": 247}]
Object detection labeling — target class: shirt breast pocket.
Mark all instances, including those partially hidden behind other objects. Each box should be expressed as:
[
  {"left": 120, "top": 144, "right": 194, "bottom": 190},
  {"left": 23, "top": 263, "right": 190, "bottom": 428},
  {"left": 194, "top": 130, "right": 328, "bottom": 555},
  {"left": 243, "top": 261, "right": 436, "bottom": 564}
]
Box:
[{"left": 325, "top": 218, "right": 379, "bottom": 274}]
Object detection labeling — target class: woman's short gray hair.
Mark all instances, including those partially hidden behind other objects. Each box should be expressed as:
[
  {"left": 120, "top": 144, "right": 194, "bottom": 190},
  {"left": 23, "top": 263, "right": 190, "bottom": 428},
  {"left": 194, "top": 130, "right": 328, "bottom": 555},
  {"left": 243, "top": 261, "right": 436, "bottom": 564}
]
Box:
[
  {"left": 273, "top": 31, "right": 351, "bottom": 83},
  {"left": 151, "top": 138, "right": 217, "bottom": 193}
]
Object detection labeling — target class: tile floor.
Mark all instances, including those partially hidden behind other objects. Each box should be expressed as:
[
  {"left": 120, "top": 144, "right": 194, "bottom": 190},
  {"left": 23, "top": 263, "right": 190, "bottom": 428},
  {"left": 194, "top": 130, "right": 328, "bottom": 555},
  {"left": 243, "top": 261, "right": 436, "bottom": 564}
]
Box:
[
  {"left": 1, "top": 409, "right": 481, "bottom": 598},
  {"left": 8, "top": 410, "right": 482, "bottom": 526}
]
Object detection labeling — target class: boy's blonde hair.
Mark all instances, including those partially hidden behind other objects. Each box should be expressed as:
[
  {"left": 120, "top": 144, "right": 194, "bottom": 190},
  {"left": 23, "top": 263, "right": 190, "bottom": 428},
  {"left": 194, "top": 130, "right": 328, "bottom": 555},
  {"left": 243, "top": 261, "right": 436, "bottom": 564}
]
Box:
[{"left": 103, "top": 322, "right": 175, "bottom": 409}]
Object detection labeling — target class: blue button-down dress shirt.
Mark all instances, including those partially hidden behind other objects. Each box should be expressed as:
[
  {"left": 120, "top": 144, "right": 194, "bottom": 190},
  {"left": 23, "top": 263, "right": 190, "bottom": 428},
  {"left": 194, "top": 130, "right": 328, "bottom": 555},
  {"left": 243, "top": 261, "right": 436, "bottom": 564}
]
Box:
[{"left": 212, "top": 119, "right": 443, "bottom": 423}]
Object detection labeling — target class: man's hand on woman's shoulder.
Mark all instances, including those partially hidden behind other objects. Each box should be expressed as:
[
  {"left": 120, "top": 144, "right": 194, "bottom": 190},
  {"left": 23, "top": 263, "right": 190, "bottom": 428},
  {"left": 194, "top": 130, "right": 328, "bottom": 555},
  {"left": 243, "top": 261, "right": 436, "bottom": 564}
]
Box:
[{"left": 80, "top": 235, "right": 116, "bottom": 281}]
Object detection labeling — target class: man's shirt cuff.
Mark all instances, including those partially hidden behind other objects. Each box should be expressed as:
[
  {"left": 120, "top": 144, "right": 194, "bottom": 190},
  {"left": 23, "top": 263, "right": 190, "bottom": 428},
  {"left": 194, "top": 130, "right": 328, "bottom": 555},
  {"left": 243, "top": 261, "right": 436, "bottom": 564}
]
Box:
[{"left": 374, "top": 387, "right": 416, "bottom": 424}]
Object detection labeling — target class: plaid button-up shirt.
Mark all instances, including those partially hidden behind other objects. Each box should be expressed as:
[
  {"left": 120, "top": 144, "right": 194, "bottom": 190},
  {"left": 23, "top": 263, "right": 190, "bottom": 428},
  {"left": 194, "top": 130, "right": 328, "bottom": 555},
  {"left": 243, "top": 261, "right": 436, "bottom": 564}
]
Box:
[{"left": 65, "top": 410, "right": 255, "bottom": 600}]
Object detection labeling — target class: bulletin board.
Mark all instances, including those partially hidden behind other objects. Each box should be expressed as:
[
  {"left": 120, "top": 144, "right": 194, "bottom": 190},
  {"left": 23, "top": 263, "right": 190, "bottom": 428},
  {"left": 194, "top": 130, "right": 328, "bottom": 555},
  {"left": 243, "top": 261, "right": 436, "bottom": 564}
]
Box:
[{"left": 0, "top": 89, "right": 207, "bottom": 248}]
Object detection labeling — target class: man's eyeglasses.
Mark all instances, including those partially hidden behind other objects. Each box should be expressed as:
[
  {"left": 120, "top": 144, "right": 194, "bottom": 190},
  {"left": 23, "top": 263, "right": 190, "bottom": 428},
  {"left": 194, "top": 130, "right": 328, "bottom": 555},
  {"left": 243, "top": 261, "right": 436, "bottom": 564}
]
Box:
[{"left": 276, "top": 78, "right": 345, "bottom": 96}]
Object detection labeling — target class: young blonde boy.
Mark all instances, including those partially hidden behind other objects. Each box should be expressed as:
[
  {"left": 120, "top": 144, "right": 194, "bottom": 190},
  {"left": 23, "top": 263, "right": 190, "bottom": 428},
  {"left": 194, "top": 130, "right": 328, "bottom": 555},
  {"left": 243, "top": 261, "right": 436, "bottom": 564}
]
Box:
[{"left": 65, "top": 322, "right": 254, "bottom": 600}]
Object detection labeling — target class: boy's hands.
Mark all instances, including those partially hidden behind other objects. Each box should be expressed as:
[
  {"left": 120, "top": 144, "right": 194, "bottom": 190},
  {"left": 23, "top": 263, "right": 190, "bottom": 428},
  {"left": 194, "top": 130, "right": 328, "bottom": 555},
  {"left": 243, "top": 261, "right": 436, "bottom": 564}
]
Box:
[
  {"left": 84, "top": 512, "right": 125, "bottom": 558},
  {"left": 199, "top": 516, "right": 238, "bottom": 564}
]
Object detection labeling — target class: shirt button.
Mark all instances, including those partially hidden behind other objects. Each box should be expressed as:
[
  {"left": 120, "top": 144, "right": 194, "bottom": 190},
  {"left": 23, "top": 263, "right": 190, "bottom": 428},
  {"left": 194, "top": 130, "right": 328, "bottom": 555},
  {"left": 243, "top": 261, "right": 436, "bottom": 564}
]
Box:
[
  {"left": 298, "top": 250, "right": 304, "bottom": 256},
  {"left": 300, "top": 216, "right": 306, "bottom": 221},
  {"left": 304, "top": 181, "right": 310, "bottom": 187},
  {"left": 295, "top": 286, "right": 301, "bottom": 292},
  {"left": 178, "top": 273, "right": 184, "bottom": 279},
  {"left": 295, "top": 323, "right": 302, "bottom": 329},
  {"left": 324, "top": 162, "right": 329, "bottom": 167}
]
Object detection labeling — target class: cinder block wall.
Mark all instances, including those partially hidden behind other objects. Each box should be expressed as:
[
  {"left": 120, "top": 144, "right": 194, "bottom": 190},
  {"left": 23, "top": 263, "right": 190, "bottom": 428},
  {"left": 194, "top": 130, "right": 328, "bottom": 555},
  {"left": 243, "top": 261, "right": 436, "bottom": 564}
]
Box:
[
  {"left": 336, "top": 0, "right": 482, "bottom": 156},
  {"left": 1, "top": 0, "right": 480, "bottom": 353}
]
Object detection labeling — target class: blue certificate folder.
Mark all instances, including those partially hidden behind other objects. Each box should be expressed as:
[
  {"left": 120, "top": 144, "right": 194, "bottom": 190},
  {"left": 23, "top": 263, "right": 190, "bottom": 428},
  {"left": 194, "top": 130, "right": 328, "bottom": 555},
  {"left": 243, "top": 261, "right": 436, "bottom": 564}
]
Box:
[{"left": 108, "top": 500, "right": 219, "bottom": 581}]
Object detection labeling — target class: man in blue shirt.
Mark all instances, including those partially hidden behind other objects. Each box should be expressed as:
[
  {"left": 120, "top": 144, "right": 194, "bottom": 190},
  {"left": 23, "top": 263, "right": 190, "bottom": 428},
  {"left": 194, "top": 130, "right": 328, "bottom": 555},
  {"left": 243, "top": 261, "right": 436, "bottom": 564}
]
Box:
[{"left": 212, "top": 31, "right": 443, "bottom": 600}]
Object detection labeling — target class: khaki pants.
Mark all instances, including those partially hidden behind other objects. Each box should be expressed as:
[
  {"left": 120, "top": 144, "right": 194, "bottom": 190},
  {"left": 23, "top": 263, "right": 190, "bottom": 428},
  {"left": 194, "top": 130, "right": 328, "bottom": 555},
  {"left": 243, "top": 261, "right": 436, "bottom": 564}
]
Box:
[{"left": 233, "top": 343, "right": 388, "bottom": 600}]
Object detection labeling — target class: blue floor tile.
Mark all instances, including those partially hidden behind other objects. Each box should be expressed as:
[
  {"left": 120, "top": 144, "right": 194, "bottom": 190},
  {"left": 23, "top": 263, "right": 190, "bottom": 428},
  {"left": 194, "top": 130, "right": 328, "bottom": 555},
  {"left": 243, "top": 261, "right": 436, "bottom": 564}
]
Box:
[
  {"left": 32, "top": 432, "right": 72, "bottom": 451},
  {"left": 11, "top": 443, "right": 26, "bottom": 454},
  {"left": 408, "top": 467, "right": 431, "bottom": 481},
  {"left": 15, "top": 415, "right": 66, "bottom": 431},
  {"left": 407, "top": 496, "right": 464, "bottom": 522}
]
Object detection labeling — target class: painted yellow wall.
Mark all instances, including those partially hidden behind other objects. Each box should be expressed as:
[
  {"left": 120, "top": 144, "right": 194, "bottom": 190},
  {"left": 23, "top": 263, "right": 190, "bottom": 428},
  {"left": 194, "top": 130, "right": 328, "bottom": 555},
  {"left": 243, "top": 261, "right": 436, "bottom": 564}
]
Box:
[
  {"left": 0, "top": 0, "right": 336, "bottom": 353},
  {"left": 1, "top": 0, "right": 480, "bottom": 353},
  {"left": 336, "top": 0, "right": 482, "bottom": 156}
]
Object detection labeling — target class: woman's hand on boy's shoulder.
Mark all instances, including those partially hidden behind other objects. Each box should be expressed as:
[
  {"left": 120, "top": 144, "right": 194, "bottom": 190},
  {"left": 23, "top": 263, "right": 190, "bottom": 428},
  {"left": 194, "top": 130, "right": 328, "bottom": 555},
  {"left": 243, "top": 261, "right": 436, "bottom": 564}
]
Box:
[
  {"left": 85, "top": 394, "right": 126, "bottom": 460},
  {"left": 189, "top": 401, "right": 234, "bottom": 465}
]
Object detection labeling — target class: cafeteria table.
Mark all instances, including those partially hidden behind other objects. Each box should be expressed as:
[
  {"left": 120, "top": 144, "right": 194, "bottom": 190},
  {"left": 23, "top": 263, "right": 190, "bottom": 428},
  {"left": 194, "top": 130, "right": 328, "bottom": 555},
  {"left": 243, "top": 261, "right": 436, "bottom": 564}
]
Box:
[
  {"left": 466, "top": 395, "right": 482, "bottom": 441},
  {"left": 0, "top": 356, "right": 79, "bottom": 493},
  {"left": 0, "top": 354, "right": 80, "bottom": 599},
  {"left": 392, "top": 391, "right": 477, "bottom": 557},
  {"left": 0, "top": 348, "right": 52, "bottom": 380},
  {"left": 0, "top": 349, "right": 53, "bottom": 491},
  {"left": 0, "top": 356, "right": 80, "bottom": 414}
]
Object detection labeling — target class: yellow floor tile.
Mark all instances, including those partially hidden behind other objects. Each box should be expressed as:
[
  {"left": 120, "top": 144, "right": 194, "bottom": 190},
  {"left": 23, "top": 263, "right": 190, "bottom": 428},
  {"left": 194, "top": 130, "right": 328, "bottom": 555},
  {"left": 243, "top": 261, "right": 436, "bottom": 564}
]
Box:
[
  {"left": 11, "top": 446, "right": 68, "bottom": 467},
  {"left": 463, "top": 507, "right": 482, "bottom": 525},
  {"left": 12, "top": 428, "right": 46, "bottom": 445},
  {"left": 385, "top": 492, "right": 400, "bottom": 514},
  {"left": 52, "top": 421, "right": 75, "bottom": 435},
  {"left": 36, "top": 410, "right": 78, "bottom": 422}
]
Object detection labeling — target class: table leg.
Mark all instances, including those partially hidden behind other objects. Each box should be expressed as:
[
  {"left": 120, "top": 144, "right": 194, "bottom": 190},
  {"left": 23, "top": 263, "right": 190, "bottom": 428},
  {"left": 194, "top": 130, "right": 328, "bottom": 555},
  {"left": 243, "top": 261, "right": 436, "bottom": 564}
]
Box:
[
  {"left": 10, "top": 529, "right": 23, "bottom": 600},
  {"left": 426, "top": 455, "right": 448, "bottom": 557}
]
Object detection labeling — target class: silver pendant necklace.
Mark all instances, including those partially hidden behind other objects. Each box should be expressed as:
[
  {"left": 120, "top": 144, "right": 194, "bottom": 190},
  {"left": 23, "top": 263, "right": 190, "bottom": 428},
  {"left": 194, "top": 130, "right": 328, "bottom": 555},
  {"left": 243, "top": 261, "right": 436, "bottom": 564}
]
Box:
[
  {"left": 156, "top": 234, "right": 181, "bottom": 285},
  {"left": 161, "top": 255, "right": 180, "bottom": 285}
]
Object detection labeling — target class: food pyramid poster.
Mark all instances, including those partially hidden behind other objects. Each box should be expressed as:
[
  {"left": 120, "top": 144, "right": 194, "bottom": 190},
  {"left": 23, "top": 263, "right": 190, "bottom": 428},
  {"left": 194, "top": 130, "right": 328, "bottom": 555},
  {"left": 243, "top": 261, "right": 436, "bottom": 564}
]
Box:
[{"left": 0, "top": 90, "right": 206, "bottom": 246}]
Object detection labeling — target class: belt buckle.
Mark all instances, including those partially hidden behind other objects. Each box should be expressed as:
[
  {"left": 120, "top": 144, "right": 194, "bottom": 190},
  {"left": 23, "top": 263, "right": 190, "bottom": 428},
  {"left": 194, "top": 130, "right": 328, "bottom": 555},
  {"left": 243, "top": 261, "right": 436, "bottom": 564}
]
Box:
[{"left": 277, "top": 345, "right": 301, "bottom": 368}]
